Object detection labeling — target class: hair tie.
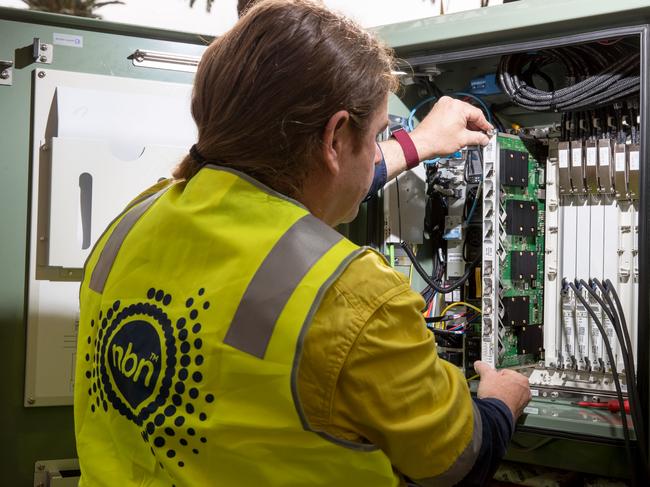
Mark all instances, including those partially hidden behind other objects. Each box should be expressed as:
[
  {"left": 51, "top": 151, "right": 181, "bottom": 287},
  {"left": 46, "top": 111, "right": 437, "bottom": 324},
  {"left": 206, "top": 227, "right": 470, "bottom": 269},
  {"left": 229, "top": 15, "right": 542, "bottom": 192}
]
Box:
[{"left": 190, "top": 144, "right": 208, "bottom": 166}]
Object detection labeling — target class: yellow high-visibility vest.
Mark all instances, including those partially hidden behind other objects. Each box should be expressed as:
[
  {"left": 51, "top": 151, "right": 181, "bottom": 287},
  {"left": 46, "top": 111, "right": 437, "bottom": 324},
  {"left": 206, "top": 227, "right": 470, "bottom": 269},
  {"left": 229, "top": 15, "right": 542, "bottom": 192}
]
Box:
[{"left": 75, "top": 165, "right": 399, "bottom": 486}]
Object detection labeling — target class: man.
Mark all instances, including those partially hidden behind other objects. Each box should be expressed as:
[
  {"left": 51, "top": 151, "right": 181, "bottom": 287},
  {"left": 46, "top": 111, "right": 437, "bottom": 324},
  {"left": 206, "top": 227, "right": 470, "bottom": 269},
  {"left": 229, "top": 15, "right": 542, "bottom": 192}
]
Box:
[
  {"left": 74, "top": 1, "right": 530, "bottom": 486},
  {"left": 235, "top": 0, "right": 471, "bottom": 200}
]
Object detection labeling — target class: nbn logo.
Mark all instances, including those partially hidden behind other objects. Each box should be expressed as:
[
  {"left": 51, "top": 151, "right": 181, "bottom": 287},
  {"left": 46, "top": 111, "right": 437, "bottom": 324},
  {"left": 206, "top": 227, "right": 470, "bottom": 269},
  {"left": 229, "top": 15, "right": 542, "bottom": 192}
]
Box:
[
  {"left": 111, "top": 341, "right": 156, "bottom": 388},
  {"left": 107, "top": 320, "right": 162, "bottom": 410}
]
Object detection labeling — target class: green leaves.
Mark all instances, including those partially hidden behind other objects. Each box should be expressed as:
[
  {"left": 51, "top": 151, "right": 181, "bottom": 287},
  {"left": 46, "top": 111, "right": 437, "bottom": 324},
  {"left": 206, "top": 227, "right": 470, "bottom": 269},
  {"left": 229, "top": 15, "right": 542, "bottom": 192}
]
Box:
[
  {"left": 189, "top": 0, "right": 257, "bottom": 16},
  {"left": 22, "top": 0, "right": 125, "bottom": 18},
  {"left": 189, "top": 0, "right": 214, "bottom": 13}
]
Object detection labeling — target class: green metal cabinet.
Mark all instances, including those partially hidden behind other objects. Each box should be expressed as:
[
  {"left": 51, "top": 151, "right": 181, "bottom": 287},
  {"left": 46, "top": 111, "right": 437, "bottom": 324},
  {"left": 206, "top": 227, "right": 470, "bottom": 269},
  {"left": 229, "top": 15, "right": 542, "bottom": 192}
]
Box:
[{"left": 0, "top": 8, "right": 208, "bottom": 484}]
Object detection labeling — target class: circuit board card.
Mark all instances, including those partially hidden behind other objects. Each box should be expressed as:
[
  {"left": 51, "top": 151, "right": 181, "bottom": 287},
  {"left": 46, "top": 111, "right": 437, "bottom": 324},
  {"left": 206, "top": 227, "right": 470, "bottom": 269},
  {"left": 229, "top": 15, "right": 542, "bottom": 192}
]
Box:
[
  {"left": 499, "top": 137, "right": 546, "bottom": 323},
  {"left": 497, "top": 136, "right": 545, "bottom": 366},
  {"left": 480, "top": 134, "right": 546, "bottom": 368}
]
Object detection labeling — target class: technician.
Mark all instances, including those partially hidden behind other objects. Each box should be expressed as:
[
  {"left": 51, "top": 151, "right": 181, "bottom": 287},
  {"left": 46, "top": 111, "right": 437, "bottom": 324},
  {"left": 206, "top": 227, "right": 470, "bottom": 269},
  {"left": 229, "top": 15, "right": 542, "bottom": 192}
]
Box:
[
  {"left": 74, "top": 1, "right": 531, "bottom": 486},
  {"left": 235, "top": 0, "right": 421, "bottom": 201}
]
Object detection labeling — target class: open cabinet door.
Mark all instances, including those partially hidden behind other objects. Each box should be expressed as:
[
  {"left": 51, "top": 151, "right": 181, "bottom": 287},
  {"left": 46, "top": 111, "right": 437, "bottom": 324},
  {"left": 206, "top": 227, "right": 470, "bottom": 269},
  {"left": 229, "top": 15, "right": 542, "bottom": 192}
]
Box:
[{"left": 25, "top": 69, "right": 195, "bottom": 407}]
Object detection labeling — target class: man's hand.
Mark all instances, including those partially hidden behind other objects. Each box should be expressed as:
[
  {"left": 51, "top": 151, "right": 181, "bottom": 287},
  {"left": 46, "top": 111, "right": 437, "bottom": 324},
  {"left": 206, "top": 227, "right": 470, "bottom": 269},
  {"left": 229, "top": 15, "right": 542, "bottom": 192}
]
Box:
[
  {"left": 474, "top": 360, "right": 532, "bottom": 420},
  {"left": 410, "top": 96, "right": 492, "bottom": 159}
]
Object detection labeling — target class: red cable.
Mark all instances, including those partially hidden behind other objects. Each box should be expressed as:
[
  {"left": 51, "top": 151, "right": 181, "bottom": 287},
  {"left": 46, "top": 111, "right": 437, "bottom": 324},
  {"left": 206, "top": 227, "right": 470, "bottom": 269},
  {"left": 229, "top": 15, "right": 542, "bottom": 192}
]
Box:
[{"left": 575, "top": 400, "right": 630, "bottom": 414}]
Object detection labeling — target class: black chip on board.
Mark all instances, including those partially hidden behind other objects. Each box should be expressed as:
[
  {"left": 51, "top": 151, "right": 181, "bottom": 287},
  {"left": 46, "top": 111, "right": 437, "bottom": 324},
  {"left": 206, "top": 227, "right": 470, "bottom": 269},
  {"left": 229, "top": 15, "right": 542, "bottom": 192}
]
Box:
[
  {"left": 511, "top": 251, "right": 537, "bottom": 281},
  {"left": 503, "top": 296, "right": 529, "bottom": 326},
  {"left": 505, "top": 200, "right": 538, "bottom": 238},
  {"left": 500, "top": 149, "right": 529, "bottom": 187},
  {"left": 515, "top": 325, "right": 543, "bottom": 356}
]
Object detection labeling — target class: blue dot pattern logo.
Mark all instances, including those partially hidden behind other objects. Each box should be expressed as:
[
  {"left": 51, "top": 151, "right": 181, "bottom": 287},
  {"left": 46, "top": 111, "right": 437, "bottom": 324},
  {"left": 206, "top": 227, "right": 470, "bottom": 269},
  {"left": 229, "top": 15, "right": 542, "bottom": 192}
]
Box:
[{"left": 82, "top": 287, "right": 213, "bottom": 473}]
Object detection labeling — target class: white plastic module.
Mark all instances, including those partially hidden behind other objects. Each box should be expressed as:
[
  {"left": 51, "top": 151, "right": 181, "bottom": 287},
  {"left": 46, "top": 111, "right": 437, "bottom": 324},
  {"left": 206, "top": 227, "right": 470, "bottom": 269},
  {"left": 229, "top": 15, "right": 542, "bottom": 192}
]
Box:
[
  {"left": 560, "top": 199, "right": 578, "bottom": 369},
  {"left": 575, "top": 195, "right": 591, "bottom": 370},
  {"left": 543, "top": 157, "right": 561, "bottom": 368},
  {"left": 602, "top": 201, "right": 620, "bottom": 372},
  {"left": 618, "top": 201, "right": 635, "bottom": 374},
  {"left": 632, "top": 202, "right": 639, "bottom": 371},
  {"left": 588, "top": 197, "right": 605, "bottom": 371},
  {"left": 481, "top": 136, "right": 500, "bottom": 367}
]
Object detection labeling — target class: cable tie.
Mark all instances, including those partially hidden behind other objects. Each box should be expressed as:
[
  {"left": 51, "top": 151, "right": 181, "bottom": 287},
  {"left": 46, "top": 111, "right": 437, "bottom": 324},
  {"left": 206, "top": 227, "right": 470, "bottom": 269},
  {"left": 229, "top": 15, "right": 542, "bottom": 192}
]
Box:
[
  {"left": 512, "top": 83, "right": 524, "bottom": 99},
  {"left": 549, "top": 90, "right": 558, "bottom": 112}
]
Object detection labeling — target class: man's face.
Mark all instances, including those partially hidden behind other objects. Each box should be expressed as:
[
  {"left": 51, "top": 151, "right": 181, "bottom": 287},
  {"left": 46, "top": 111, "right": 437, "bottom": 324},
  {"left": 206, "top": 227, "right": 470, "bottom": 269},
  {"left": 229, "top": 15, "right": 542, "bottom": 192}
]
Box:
[{"left": 336, "top": 96, "right": 389, "bottom": 224}]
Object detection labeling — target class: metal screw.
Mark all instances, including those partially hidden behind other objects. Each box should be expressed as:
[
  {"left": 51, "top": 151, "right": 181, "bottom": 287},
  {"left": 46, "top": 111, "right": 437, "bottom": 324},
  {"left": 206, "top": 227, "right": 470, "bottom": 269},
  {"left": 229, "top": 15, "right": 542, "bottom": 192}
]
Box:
[
  {"left": 37, "top": 464, "right": 45, "bottom": 471},
  {"left": 0, "top": 69, "right": 8, "bottom": 80},
  {"left": 39, "top": 56, "right": 47, "bottom": 63},
  {"left": 551, "top": 391, "right": 559, "bottom": 399},
  {"left": 37, "top": 71, "right": 46, "bottom": 78},
  {"left": 40, "top": 44, "right": 48, "bottom": 51},
  {"left": 27, "top": 397, "right": 35, "bottom": 405}
]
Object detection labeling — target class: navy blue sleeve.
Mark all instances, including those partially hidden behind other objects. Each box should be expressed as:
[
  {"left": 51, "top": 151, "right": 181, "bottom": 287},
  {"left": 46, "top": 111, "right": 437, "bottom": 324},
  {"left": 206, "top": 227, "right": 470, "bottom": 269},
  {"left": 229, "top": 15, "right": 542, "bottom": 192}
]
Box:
[
  {"left": 363, "top": 158, "right": 388, "bottom": 202},
  {"left": 456, "top": 397, "right": 514, "bottom": 486}
]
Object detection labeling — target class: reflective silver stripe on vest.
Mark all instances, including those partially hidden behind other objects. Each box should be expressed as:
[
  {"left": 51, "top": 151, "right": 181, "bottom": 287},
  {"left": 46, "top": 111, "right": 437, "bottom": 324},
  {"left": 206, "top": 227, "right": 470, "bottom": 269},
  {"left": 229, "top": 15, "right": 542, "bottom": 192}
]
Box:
[
  {"left": 89, "top": 188, "right": 169, "bottom": 293},
  {"left": 413, "top": 401, "right": 484, "bottom": 487},
  {"left": 223, "top": 214, "right": 343, "bottom": 359}
]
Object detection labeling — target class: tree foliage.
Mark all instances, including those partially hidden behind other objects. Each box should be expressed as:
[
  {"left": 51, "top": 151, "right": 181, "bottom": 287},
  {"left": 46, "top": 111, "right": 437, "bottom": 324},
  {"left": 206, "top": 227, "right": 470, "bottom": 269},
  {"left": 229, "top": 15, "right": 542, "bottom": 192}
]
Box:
[
  {"left": 22, "top": 0, "right": 124, "bottom": 18},
  {"left": 188, "top": 0, "right": 213, "bottom": 12},
  {"left": 189, "top": 0, "right": 256, "bottom": 16}
]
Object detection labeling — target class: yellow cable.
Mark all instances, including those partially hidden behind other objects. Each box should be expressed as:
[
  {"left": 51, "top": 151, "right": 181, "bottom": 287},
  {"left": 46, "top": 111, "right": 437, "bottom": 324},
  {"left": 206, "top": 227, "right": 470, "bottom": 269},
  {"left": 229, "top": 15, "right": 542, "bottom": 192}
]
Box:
[
  {"left": 440, "top": 301, "right": 481, "bottom": 317},
  {"left": 467, "top": 374, "right": 479, "bottom": 382}
]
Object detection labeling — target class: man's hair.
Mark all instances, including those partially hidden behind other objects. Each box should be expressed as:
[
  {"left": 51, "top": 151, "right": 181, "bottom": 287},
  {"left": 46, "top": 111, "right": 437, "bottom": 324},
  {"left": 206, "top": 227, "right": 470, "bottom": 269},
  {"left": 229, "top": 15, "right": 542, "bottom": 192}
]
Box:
[{"left": 174, "top": 0, "right": 397, "bottom": 196}]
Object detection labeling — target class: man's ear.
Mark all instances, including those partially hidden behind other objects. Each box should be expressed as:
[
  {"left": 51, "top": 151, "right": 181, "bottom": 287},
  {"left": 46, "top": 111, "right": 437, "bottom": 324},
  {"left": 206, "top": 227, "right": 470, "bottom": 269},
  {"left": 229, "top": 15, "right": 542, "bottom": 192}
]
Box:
[{"left": 321, "top": 110, "right": 351, "bottom": 176}]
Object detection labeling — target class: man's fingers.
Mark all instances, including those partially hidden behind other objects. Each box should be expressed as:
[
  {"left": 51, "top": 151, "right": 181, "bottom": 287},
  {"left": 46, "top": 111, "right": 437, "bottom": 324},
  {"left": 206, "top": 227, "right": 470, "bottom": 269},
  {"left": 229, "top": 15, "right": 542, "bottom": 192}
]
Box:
[
  {"left": 464, "top": 104, "right": 493, "bottom": 132},
  {"left": 462, "top": 129, "right": 490, "bottom": 147},
  {"left": 467, "top": 120, "right": 494, "bottom": 133},
  {"left": 474, "top": 360, "right": 495, "bottom": 378}
]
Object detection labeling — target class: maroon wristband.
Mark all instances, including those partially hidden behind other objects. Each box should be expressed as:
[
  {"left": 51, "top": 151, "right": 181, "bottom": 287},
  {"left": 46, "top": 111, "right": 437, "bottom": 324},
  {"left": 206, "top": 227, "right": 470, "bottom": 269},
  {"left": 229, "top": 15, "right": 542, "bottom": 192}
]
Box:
[{"left": 391, "top": 128, "right": 420, "bottom": 170}]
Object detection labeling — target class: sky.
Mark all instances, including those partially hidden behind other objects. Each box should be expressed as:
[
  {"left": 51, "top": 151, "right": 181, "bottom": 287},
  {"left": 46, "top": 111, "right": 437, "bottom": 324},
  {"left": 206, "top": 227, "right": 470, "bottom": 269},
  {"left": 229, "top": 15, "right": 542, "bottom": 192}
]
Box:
[{"left": 0, "top": 0, "right": 501, "bottom": 35}]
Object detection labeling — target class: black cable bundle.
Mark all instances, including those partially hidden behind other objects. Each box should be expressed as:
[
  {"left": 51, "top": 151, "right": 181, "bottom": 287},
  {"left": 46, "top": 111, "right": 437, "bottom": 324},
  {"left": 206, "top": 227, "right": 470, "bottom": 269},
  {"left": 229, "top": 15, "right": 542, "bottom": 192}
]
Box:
[
  {"left": 420, "top": 249, "right": 445, "bottom": 305},
  {"left": 498, "top": 45, "right": 640, "bottom": 112},
  {"left": 569, "top": 279, "right": 650, "bottom": 485},
  {"left": 401, "top": 242, "right": 481, "bottom": 294}
]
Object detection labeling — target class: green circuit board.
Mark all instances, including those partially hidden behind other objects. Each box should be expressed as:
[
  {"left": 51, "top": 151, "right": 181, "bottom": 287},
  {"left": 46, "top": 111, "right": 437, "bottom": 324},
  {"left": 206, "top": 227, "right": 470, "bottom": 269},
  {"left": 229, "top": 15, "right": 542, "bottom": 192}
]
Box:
[{"left": 497, "top": 136, "right": 545, "bottom": 366}]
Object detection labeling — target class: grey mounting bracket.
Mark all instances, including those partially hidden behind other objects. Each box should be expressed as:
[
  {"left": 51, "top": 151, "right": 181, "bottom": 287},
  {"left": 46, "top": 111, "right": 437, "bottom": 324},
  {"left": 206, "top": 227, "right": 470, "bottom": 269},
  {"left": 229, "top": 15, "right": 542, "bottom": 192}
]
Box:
[
  {"left": 0, "top": 60, "right": 13, "bottom": 86},
  {"left": 33, "top": 38, "right": 53, "bottom": 64}
]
